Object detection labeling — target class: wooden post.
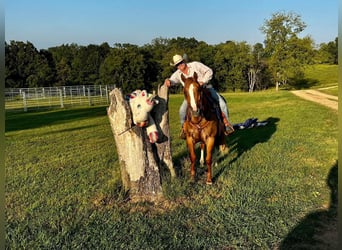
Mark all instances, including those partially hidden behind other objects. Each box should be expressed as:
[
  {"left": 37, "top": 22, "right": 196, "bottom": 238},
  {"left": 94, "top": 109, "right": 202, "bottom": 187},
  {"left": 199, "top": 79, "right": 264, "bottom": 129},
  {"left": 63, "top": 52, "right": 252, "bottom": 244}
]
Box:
[
  {"left": 107, "top": 87, "right": 174, "bottom": 202},
  {"left": 59, "top": 89, "right": 64, "bottom": 108},
  {"left": 105, "top": 85, "right": 109, "bottom": 104},
  {"left": 22, "top": 91, "right": 27, "bottom": 112}
]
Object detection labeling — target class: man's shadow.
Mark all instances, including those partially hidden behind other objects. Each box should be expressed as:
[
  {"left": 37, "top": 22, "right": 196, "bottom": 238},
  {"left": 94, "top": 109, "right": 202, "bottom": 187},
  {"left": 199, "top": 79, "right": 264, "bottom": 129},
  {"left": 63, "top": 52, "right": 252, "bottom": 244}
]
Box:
[
  {"left": 213, "top": 117, "right": 279, "bottom": 182},
  {"left": 279, "top": 161, "right": 338, "bottom": 249}
]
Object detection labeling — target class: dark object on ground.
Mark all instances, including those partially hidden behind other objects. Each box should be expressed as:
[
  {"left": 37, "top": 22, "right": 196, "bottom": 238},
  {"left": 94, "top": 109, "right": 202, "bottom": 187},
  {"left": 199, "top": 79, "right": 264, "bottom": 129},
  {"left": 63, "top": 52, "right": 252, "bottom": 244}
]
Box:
[{"left": 233, "top": 118, "right": 268, "bottom": 130}]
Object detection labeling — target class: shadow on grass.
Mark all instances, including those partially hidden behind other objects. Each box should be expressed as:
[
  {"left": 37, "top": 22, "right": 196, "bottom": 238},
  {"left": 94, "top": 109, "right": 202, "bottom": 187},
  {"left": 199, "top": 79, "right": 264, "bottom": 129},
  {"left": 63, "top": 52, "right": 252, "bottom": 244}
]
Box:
[
  {"left": 213, "top": 117, "right": 279, "bottom": 182},
  {"left": 279, "top": 160, "right": 338, "bottom": 249},
  {"left": 5, "top": 106, "right": 107, "bottom": 132},
  {"left": 171, "top": 117, "right": 280, "bottom": 184},
  {"left": 287, "top": 77, "right": 320, "bottom": 90}
]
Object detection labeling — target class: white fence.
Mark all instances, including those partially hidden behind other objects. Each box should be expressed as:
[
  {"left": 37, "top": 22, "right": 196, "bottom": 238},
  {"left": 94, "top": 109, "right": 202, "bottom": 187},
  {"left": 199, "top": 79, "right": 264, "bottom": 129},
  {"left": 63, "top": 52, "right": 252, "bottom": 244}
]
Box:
[{"left": 5, "top": 85, "right": 116, "bottom": 111}]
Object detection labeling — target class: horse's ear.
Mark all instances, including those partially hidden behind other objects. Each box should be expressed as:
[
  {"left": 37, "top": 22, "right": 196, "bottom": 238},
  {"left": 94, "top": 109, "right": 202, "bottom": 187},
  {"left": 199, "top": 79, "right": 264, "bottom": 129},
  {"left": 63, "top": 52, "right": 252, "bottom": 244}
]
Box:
[
  {"left": 181, "top": 73, "right": 186, "bottom": 82},
  {"left": 193, "top": 72, "right": 198, "bottom": 82}
]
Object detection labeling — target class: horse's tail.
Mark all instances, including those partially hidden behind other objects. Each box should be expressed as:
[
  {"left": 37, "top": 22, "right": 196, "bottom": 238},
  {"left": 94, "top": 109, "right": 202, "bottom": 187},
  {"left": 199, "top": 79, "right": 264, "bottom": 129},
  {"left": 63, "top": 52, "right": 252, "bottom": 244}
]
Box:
[{"left": 215, "top": 120, "right": 226, "bottom": 144}]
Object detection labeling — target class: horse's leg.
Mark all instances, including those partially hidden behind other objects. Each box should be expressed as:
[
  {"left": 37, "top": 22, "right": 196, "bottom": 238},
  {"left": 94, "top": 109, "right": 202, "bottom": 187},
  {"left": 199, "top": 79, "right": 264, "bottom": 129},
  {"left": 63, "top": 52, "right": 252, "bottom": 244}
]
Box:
[
  {"left": 186, "top": 139, "right": 196, "bottom": 182},
  {"left": 219, "top": 134, "right": 228, "bottom": 155},
  {"left": 205, "top": 137, "right": 215, "bottom": 185},
  {"left": 200, "top": 143, "right": 205, "bottom": 166}
]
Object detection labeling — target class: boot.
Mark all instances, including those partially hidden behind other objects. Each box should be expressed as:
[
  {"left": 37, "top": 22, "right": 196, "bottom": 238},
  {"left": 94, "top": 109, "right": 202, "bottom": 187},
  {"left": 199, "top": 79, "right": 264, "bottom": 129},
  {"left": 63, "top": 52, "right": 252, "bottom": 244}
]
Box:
[{"left": 222, "top": 112, "right": 234, "bottom": 135}]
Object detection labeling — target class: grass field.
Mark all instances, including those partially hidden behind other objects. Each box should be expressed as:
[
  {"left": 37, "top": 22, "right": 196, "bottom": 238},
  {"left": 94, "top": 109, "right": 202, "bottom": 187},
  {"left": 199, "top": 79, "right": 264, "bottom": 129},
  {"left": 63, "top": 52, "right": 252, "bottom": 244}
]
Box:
[
  {"left": 300, "top": 64, "right": 338, "bottom": 96},
  {"left": 303, "top": 64, "right": 338, "bottom": 87},
  {"left": 5, "top": 88, "right": 338, "bottom": 249}
]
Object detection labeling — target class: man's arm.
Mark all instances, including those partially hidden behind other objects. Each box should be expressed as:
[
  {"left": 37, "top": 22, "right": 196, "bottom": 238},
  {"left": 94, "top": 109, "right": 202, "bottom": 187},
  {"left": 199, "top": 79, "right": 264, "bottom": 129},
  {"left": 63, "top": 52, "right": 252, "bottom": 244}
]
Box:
[
  {"left": 192, "top": 62, "right": 213, "bottom": 85},
  {"left": 164, "top": 71, "right": 182, "bottom": 87}
]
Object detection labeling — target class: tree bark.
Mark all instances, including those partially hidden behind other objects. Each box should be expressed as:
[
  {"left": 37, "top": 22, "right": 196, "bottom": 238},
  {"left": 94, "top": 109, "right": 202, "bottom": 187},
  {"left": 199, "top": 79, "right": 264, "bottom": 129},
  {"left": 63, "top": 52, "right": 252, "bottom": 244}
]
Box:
[
  {"left": 152, "top": 84, "right": 176, "bottom": 178},
  {"left": 107, "top": 86, "right": 174, "bottom": 202}
]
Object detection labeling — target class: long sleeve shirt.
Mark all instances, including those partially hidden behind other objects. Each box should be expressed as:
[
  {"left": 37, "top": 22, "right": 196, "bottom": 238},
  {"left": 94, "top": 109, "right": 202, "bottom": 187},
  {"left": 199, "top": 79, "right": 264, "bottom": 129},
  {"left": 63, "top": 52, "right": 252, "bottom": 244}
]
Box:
[{"left": 169, "top": 61, "right": 213, "bottom": 87}]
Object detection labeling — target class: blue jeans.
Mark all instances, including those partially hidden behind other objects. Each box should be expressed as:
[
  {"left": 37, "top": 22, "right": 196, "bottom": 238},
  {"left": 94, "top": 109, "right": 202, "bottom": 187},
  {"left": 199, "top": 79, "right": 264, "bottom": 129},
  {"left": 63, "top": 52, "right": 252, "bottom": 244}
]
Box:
[{"left": 179, "top": 87, "right": 230, "bottom": 125}]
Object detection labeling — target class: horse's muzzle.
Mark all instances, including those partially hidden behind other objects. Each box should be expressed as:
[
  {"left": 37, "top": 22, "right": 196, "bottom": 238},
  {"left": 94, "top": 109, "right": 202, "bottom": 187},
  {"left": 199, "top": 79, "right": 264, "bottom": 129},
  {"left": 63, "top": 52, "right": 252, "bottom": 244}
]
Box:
[{"left": 191, "top": 109, "right": 201, "bottom": 117}]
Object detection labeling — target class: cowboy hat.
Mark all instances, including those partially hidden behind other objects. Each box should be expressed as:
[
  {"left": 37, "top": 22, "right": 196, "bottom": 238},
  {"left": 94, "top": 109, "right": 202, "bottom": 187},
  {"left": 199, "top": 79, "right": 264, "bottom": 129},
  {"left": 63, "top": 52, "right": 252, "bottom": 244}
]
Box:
[{"left": 170, "top": 54, "right": 184, "bottom": 66}]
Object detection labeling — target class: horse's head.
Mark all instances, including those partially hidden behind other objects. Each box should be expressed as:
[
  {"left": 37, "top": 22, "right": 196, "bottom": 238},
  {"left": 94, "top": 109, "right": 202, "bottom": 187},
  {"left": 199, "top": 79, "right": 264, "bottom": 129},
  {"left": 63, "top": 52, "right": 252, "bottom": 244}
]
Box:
[
  {"left": 182, "top": 72, "right": 201, "bottom": 116},
  {"left": 128, "top": 89, "right": 158, "bottom": 127}
]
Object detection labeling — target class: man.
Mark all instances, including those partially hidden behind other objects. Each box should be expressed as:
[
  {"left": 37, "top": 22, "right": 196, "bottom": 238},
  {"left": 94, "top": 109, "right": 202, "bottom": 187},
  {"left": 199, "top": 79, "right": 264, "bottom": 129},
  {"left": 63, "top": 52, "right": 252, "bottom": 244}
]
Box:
[{"left": 164, "top": 54, "right": 234, "bottom": 138}]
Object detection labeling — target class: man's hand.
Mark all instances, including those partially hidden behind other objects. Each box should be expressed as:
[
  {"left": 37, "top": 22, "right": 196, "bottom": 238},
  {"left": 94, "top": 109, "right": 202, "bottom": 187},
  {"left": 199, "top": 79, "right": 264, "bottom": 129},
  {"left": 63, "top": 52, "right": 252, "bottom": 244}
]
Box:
[{"left": 164, "top": 79, "right": 171, "bottom": 87}]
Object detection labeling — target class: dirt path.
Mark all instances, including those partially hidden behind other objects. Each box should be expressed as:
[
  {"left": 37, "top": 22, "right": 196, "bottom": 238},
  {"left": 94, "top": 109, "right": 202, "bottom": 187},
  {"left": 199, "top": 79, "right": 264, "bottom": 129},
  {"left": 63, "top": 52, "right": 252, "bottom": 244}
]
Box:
[{"left": 291, "top": 89, "right": 338, "bottom": 111}]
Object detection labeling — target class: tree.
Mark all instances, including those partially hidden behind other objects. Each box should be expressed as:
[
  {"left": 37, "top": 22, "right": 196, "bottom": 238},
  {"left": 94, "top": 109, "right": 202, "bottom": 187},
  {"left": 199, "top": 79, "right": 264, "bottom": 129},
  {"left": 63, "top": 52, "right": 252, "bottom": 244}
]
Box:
[
  {"left": 5, "top": 41, "right": 22, "bottom": 87},
  {"left": 260, "top": 11, "right": 314, "bottom": 90},
  {"left": 317, "top": 38, "right": 338, "bottom": 64},
  {"left": 247, "top": 43, "right": 267, "bottom": 92},
  {"left": 99, "top": 44, "right": 149, "bottom": 93},
  {"left": 250, "top": 43, "right": 273, "bottom": 91},
  {"left": 70, "top": 43, "right": 110, "bottom": 85},
  {"left": 5, "top": 41, "right": 55, "bottom": 88},
  {"left": 39, "top": 49, "right": 57, "bottom": 86},
  {"left": 214, "top": 41, "right": 251, "bottom": 92},
  {"left": 55, "top": 58, "right": 72, "bottom": 86},
  {"left": 48, "top": 44, "right": 79, "bottom": 86}
]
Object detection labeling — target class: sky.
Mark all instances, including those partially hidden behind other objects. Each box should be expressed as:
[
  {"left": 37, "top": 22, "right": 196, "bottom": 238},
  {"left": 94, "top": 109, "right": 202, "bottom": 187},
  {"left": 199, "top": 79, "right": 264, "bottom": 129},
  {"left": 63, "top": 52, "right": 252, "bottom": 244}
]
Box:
[{"left": 5, "top": 0, "right": 338, "bottom": 50}]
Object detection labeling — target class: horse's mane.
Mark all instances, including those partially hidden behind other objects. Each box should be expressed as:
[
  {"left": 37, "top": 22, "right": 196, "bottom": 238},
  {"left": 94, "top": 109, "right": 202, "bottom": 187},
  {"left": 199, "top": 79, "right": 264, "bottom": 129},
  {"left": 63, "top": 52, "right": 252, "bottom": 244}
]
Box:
[{"left": 200, "top": 87, "right": 217, "bottom": 121}]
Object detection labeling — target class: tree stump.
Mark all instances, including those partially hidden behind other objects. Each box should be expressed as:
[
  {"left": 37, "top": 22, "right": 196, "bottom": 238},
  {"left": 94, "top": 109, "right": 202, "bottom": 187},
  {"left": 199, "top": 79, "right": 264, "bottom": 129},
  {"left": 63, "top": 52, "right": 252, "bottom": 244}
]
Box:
[
  {"left": 107, "top": 85, "right": 174, "bottom": 202},
  {"left": 151, "top": 84, "right": 176, "bottom": 178}
]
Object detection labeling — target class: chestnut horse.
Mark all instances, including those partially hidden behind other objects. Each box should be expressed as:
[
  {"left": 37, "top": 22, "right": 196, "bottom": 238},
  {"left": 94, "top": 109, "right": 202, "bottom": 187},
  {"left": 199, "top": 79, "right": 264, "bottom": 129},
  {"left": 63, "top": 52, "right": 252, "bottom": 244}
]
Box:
[{"left": 181, "top": 72, "right": 227, "bottom": 184}]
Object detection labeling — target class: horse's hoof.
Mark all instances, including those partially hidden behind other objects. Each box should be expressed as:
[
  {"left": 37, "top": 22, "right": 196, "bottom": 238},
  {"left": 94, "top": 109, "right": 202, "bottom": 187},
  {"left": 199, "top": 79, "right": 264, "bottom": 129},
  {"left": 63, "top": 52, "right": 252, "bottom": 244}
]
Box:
[{"left": 206, "top": 181, "right": 213, "bottom": 185}]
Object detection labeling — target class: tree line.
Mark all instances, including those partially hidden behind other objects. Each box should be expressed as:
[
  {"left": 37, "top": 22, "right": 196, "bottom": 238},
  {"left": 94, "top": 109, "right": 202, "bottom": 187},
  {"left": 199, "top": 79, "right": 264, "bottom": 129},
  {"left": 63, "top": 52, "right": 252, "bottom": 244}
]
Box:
[{"left": 5, "top": 11, "right": 338, "bottom": 93}]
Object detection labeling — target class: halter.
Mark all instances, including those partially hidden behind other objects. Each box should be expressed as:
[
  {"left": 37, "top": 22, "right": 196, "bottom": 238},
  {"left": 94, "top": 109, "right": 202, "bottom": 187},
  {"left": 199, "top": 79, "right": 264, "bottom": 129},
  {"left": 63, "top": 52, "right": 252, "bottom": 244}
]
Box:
[{"left": 188, "top": 118, "right": 210, "bottom": 132}]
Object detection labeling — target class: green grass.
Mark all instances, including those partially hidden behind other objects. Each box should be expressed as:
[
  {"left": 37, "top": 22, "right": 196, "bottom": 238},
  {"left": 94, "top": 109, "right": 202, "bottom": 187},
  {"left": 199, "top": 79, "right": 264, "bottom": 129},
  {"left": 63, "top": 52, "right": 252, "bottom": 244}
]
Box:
[
  {"left": 291, "top": 64, "right": 338, "bottom": 96},
  {"left": 304, "top": 64, "right": 338, "bottom": 87},
  {"left": 318, "top": 87, "right": 338, "bottom": 96},
  {"left": 5, "top": 90, "right": 337, "bottom": 249}
]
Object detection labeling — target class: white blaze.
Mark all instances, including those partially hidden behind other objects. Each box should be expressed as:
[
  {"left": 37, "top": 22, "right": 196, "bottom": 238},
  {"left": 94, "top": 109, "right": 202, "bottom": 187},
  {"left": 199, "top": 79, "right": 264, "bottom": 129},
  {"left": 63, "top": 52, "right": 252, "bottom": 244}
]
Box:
[{"left": 189, "top": 84, "right": 197, "bottom": 112}]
